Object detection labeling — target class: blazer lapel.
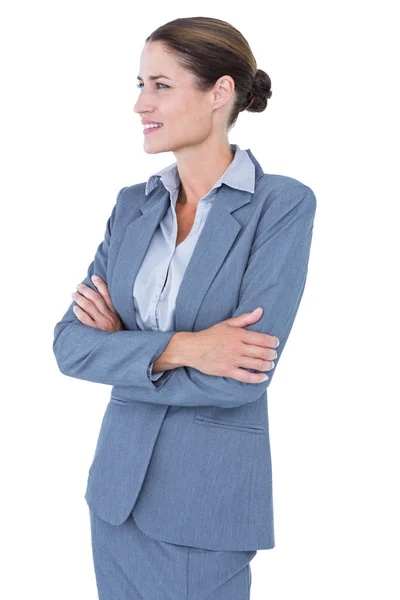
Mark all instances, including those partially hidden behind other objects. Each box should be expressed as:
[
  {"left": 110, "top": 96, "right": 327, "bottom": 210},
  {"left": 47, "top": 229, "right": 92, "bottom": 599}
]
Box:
[
  {"left": 111, "top": 148, "right": 264, "bottom": 333},
  {"left": 110, "top": 184, "right": 171, "bottom": 331},
  {"left": 174, "top": 185, "right": 252, "bottom": 331}
]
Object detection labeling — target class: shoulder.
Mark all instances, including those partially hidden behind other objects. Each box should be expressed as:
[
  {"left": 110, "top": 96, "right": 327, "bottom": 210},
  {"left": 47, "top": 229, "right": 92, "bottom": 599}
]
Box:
[
  {"left": 256, "top": 173, "right": 317, "bottom": 215},
  {"left": 112, "top": 182, "right": 148, "bottom": 219},
  {"left": 116, "top": 182, "right": 147, "bottom": 206}
]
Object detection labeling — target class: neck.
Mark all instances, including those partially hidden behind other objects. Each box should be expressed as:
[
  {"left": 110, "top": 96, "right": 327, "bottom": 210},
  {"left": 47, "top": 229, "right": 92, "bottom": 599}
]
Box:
[{"left": 174, "top": 140, "right": 235, "bottom": 208}]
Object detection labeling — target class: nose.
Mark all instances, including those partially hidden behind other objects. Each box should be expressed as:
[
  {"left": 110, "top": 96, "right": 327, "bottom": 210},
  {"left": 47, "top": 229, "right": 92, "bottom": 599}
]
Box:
[
  {"left": 133, "top": 100, "right": 143, "bottom": 115},
  {"left": 133, "top": 93, "right": 155, "bottom": 116}
]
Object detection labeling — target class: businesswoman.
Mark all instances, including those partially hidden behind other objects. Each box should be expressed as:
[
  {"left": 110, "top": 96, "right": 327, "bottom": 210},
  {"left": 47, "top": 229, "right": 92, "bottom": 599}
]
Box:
[{"left": 53, "top": 16, "right": 316, "bottom": 600}]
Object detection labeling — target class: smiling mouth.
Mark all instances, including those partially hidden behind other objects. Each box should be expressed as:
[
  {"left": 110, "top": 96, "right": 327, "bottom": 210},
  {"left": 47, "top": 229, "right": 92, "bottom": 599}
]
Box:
[{"left": 143, "top": 125, "right": 164, "bottom": 136}]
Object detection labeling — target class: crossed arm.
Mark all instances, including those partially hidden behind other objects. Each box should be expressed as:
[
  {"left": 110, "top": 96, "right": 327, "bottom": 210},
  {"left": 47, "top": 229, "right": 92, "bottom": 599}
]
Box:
[{"left": 53, "top": 184, "right": 316, "bottom": 408}]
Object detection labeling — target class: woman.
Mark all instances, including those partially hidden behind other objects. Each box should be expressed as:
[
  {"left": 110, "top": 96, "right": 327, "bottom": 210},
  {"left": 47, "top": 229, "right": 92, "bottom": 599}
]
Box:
[{"left": 53, "top": 16, "right": 316, "bottom": 600}]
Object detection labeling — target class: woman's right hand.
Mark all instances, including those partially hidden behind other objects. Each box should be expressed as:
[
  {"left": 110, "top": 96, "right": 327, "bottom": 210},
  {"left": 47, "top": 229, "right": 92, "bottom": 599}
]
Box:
[{"left": 189, "top": 307, "right": 279, "bottom": 384}]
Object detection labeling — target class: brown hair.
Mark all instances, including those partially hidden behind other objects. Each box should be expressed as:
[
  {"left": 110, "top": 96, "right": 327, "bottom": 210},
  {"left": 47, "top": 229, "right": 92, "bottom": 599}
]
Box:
[{"left": 145, "top": 16, "right": 272, "bottom": 130}]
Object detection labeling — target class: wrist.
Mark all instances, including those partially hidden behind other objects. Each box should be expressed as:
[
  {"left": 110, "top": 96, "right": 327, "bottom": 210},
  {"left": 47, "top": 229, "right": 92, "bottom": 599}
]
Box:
[
  {"left": 152, "top": 331, "right": 198, "bottom": 371},
  {"left": 170, "top": 331, "right": 198, "bottom": 369}
]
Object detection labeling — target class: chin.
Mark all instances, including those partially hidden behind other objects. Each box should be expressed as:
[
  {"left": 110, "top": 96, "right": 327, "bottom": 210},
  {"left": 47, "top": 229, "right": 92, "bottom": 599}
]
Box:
[
  {"left": 142, "top": 141, "right": 162, "bottom": 154},
  {"left": 143, "top": 145, "right": 169, "bottom": 155},
  {"left": 143, "top": 137, "right": 180, "bottom": 154}
]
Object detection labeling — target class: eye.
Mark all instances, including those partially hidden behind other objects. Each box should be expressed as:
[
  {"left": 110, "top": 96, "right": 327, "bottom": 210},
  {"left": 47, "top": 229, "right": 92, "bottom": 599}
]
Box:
[{"left": 136, "top": 82, "right": 169, "bottom": 90}]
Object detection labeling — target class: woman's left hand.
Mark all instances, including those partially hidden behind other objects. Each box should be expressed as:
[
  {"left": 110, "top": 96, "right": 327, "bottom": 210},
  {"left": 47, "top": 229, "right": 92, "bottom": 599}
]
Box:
[{"left": 71, "top": 275, "right": 126, "bottom": 332}]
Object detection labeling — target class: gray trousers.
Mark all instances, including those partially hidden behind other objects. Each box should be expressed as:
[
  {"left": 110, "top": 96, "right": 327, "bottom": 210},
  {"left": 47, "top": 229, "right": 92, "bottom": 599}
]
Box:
[{"left": 89, "top": 509, "right": 257, "bottom": 599}]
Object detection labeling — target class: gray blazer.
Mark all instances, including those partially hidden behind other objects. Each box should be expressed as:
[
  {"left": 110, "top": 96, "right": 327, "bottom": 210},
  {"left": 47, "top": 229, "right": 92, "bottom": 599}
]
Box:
[{"left": 53, "top": 148, "right": 317, "bottom": 551}]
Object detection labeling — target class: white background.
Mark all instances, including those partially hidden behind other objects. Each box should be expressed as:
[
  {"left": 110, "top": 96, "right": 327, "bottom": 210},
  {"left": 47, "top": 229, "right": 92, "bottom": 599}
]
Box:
[{"left": 1, "top": 1, "right": 399, "bottom": 598}]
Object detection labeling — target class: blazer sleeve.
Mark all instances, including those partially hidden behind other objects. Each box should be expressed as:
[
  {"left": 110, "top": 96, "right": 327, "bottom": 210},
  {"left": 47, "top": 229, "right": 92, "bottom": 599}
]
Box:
[
  {"left": 52, "top": 187, "right": 177, "bottom": 389},
  {"left": 140, "top": 183, "right": 317, "bottom": 408}
]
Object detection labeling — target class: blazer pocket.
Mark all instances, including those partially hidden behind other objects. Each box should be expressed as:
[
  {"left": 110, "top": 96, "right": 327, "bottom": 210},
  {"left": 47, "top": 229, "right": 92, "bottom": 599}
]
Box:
[
  {"left": 194, "top": 414, "right": 265, "bottom": 434},
  {"left": 109, "top": 396, "right": 128, "bottom": 406}
]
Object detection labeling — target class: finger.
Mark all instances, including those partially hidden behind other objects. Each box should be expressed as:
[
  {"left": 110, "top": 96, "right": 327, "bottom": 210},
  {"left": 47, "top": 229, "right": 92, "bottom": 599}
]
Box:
[
  {"left": 72, "top": 304, "right": 98, "bottom": 328},
  {"left": 90, "top": 275, "right": 114, "bottom": 311},
  {"left": 236, "top": 355, "right": 275, "bottom": 371},
  {"left": 72, "top": 289, "right": 106, "bottom": 322},
  {"left": 241, "top": 330, "right": 279, "bottom": 350},
  {"left": 228, "top": 367, "right": 269, "bottom": 384},
  {"left": 75, "top": 284, "right": 109, "bottom": 316},
  {"left": 241, "top": 343, "right": 278, "bottom": 361}
]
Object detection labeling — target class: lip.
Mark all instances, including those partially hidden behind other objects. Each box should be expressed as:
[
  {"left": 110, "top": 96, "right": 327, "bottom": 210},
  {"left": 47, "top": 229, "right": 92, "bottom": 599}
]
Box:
[
  {"left": 142, "top": 120, "right": 163, "bottom": 125},
  {"left": 143, "top": 123, "right": 163, "bottom": 135}
]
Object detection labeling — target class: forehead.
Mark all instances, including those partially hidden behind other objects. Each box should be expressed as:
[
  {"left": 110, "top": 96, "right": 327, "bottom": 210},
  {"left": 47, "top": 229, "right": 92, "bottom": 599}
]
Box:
[{"left": 137, "top": 42, "right": 187, "bottom": 79}]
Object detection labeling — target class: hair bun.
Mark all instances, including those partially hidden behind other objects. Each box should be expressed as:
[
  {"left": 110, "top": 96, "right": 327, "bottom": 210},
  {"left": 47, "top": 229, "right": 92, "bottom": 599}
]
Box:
[
  {"left": 244, "top": 69, "right": 272, "bottom": 112},
  {"left": 247, "top": 69, "right": 272, "bottom": 112}
]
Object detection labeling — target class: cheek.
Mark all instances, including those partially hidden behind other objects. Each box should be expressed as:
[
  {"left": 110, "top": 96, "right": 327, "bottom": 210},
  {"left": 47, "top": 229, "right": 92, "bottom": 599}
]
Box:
[
  {"left": 164, "top": 97, "right": 211, "bottom": 137},
  {"left": 169, "top": 113, "right": 205, "bottom": 135},
  {"left": 174, "top": 94, "right": 209, "bottom": 124},
  {"left": 183, "top": 104, "right": 211, "bottom": 131}
]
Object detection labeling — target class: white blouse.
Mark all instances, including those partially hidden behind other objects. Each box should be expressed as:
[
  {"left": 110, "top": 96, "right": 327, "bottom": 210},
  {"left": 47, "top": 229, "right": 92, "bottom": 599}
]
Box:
[{"left": 133, "top": 143, "right": 256, "bottom": 380}]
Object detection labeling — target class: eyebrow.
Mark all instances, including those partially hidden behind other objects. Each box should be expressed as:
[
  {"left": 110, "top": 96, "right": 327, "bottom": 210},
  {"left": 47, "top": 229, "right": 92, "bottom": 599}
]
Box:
[{"left": 136, "top": 75, "right": 172, "bottom": 81}]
